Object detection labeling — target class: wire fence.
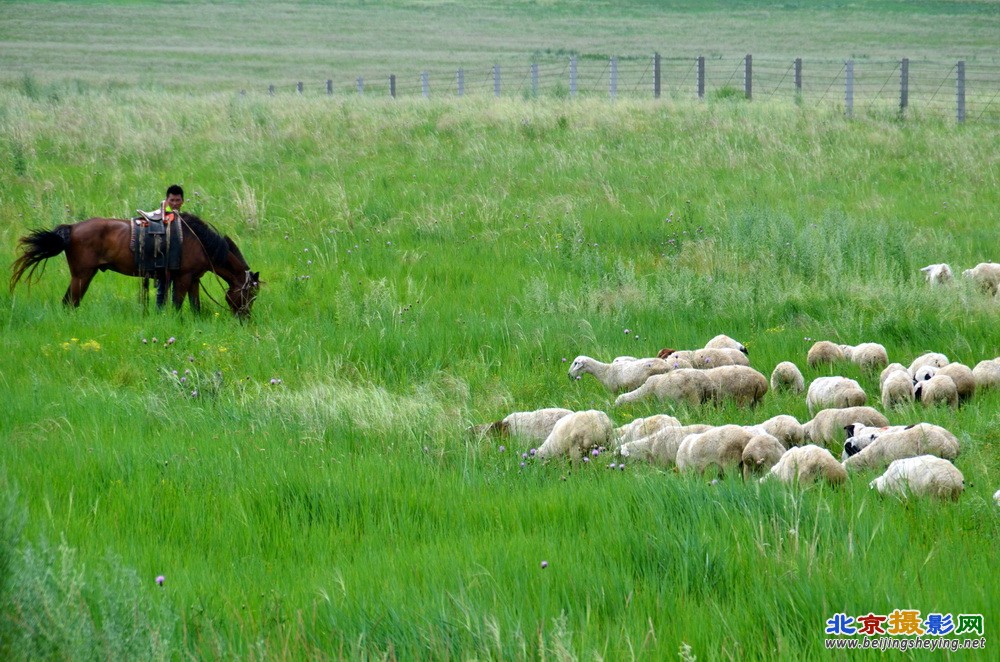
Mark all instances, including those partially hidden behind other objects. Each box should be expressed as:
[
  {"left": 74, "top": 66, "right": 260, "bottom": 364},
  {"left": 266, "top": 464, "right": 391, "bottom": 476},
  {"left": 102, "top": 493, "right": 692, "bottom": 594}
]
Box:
[{"left": 250, "top": 54, "right": 1000, "bottom": 124}]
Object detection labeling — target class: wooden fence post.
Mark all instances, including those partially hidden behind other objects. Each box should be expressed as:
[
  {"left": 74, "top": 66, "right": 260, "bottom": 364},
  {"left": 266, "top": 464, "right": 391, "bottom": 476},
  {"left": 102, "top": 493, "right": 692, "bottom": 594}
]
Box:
[
  {"left": 422, "top": 72, "right": 429, "bottom": 98},
  {"left": 531, "top": 63, "right": 539, "bottom": 97},
  {"left": 654, "top": 52, "right": 661, "bottom": 99},
  {"left": 327, "top": 79, "right": 333, "bottom": 95},
  {"left": 744, "top": 54, "right": 752, "bottom": 100},
  {"left": 697, "top": 56, "right": 705, "bottom": 99},
  {"left": 956, "top": 60, "right": 966, "bottom": 123},
  {"left": 297, "top": 81, "right": 303, "bottom": 94},
  {"left": 845, "top": 60, "right": 854, "bottom": 117},
  {"left": 268, "top": 84, "right": 275, "bottom": 96},
  {"left": 610, "top": 56, "right": 618, "bottom": 100},
  {"left": 457, "top": 69, "right": 464, "bottom": 97},
  {"left": 900, "top": 57, "right": 909, "bottom": 114},
  {"left": 570, "top": 56, "right": 577, "bottom": 98},
  {"left": 390, "top": 74, "right": 396, "bottom": 98},
  {"left": 357, "top": 77, "right": 364, "bottom": 95},
  {"left": 794, "top": 58, "right": 802, "bottom": 95},
  {"left": 493, "top": 64, "right": 501, "bottom": 97}
]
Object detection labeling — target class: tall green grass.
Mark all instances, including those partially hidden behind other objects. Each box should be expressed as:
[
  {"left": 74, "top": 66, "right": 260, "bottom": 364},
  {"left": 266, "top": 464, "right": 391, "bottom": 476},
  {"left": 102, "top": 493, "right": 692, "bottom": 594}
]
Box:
[{"left": 0, "top": 87, "right": 998, "bottom": 658}]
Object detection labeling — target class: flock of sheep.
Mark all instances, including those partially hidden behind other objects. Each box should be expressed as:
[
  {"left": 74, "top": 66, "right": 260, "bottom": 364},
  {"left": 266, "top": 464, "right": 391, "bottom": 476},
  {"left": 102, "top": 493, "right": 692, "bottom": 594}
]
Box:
[
  {"left": 922, "top": 261, "right": 1000, "bottom": 295},
  {"left": 474, "top": 332, "right": 1000, "bottom": 503}
]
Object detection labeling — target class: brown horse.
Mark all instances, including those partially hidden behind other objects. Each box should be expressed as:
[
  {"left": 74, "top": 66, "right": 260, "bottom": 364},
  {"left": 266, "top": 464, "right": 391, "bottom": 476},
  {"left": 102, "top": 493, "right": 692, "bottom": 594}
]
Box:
[{"left": 10, "top": 213, "right": 260, "bottom": 319}]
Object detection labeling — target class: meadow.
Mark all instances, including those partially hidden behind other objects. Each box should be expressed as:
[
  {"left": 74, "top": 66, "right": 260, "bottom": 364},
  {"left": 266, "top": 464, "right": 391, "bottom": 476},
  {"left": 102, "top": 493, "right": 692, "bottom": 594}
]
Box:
[{"left": 1, "top": 1, "right": 1000, "bottom": 660}]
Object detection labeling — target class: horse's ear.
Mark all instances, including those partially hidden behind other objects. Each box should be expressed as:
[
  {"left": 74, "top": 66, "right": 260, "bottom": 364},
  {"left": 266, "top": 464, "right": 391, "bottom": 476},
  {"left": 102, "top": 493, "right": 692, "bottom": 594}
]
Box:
[{"left": 252, "top": 271, "right": 260, "bottom": 284}]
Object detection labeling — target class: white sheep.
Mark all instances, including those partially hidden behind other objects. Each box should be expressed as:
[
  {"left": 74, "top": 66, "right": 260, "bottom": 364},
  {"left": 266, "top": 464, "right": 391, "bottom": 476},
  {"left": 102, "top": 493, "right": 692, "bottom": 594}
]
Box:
[
  {"left": 615, "top": 414, "right": 681, "bottom": 444},
  {"left": 881, "top": 369, "right": 915, "bottom": 409},
  {"left": 470, "top": 408, "right": 573, "bottom": 441},
  {"left": 936, "top": 363, "right": 976, "bottom": 401},
  {"left": 741, "top": 433, "right": 786, "bottom": 478},
  {"left": 995, "top": 489, "right": 1000, "bottom": 506},
  {"left": 920, "top": 263, "right": 953, "bottom": 285},
  {"left": 659, "top": 347, "right": 750, "bottom": 369},
  {"left": 843, "top": 423, "right": 960, "bottom": 471},
  {"left": 870, "top": 456, "right": 964, "bottom": 500},
  {"left": 704, "top": 334, "right": 748, "bottom": 355},
  {"left": 880, "top": 363, "right": 909, "bottom": 388},
  {"left": 962, "top": 262, "right": 1000, "bottom": 295},
  {"left": 619, "top": 424, "right": 714, "bottom": 465},
  {"left": 803, "top": 406, "right": 889, "bottom": 448},
  {"left": 838, "top": 343, "right": 889, "bottom": 372},
  {"left": 760, "top": 445, "right": 848, "bottom": 486},
  {"left": 535, "top": 410, "right": 615, "bottom": 460},
  {"left": 614, "top": 365, "right": 768, "bottom": 408},
  {"left": 676, "top": 425, "right": 754, "bottom": 475},
  {"left": 913, "top": 374, "right": 958, "bottom": 409},
  {"left": 843, "top": 423, "right": 910, "bottom": 458},
  {"left": 745, "top": 414, "right": 804, "bottom": 449},
  {"left": 909, "top": 352, "right": 949, "bottom": 375},
  {"left": 567, "top": 355, "right": 676, "bottom": 392},
  {"left": 806, "top": 376, "right": 867, "bottom": 415},
  {"left": 807, "top": 341, "right": 845, "bottom": 367},
  {"left": 972, "top": 360, "right": 1000, "bottom": 390},
  {"left": 770, "top": 362, "right": 805, "bottom": 393}
]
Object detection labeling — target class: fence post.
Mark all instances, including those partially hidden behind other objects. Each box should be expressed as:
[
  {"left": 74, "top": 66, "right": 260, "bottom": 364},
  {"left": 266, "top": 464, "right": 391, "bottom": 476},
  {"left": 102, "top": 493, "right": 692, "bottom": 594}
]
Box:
[
  {"left": 610, "top": 56, "right": 618, "bottom": 100},
  {"left": 794, "top": 58, "right": 802, "bottom": 95},
  {"left": 357, "top": 77, "right": 364, "bottom": 95},
  {"left": 389, "top": 74, "right": 396, "bottom": 98},
  {"left": 457, "top": 69, "right": 464, "bottom": 97},
  {"left": 268, "top": 84, "right": 275, "bottom": 96},
  {"left": 297, "top": 81, "right": 303, "bottom": 94},
  {"left": 956, "top": 60, "right": 966, "bottom": 123},
  {"left": 422, "top": 72, "right": 429, "bottom": 99},
  {"left": 531, "top": 62, "right": 539, "bottom": 97},
  {"left": 744, "top": 54, "right": 752, "bottom": 100},
  {"left": 493, "top": 64, "right": 501, "bottom": 97},
  {"left": 327, "top": 79, "right": 333, "bottom": 95},
  {"left": 697, "top": 56, "right": 705, "bottom": 99},
  {"left": 654, "top": 52, "right": 661, "bottom": 99},
  {"left": 845, "top": 60, "right": 854, "bottom": 118},
  {"left": 570, "top": 56, "right": 577, "bottom": 98},
  {"left": 900, "top": 57, "right": 909, "bottom": 115}
]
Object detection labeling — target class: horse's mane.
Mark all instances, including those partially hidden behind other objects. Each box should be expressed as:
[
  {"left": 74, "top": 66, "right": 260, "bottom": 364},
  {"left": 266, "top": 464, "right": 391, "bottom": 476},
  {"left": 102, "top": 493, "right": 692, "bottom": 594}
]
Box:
[{"left": 180, "top": 213, "right": 230, "bottom": 267}]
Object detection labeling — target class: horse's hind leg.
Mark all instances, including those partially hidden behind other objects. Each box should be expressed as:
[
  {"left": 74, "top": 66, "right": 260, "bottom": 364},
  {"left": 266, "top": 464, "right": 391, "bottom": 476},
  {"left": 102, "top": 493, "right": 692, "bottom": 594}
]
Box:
[
  {"left": 62, "top": 268, "right": 97, "bottom": 307},
  {"left": 171, "top": 274, "right": 193, "bottom": 311}
]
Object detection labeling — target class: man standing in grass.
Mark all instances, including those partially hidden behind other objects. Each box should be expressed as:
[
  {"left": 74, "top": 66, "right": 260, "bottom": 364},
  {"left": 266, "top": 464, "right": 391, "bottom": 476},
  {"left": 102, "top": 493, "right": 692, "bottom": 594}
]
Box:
[{"left": 145, "top": 184, "right": 185, "bottom": 307}]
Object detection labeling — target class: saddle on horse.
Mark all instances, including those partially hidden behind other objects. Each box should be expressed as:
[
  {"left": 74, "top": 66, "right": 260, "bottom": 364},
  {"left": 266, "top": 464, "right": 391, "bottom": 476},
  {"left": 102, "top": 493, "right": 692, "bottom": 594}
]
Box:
[{"left": 130, "top": 210, "right": 184, "bottom": 276}]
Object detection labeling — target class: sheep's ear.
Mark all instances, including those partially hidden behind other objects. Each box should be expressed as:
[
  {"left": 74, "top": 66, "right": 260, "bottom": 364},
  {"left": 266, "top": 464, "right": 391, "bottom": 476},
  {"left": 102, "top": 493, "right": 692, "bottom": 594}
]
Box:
[
  {"left": 844, "top": 424, "right": 857, "bottom": 438},
  {"left": 914, "top": 384, "right": 923, "bottom": 399},
  {"left": 920, "top": 266, "right": 932, "bottom": 273}
]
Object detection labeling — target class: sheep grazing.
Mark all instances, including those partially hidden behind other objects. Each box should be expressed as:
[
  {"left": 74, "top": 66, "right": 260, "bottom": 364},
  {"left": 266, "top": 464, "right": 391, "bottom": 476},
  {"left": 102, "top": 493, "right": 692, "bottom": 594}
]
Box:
[
  {"left": 870, "top": 456, "right": 964, "bottom": 501},
  {"left": 658, "top": 347, "right": 750, "bottom": 369},
  {"left": 880, "top": 363, "right": 908, "bottom": 388},
  {"left": 614, "top": 365, "right": 768, "bottom": 408},
  {"left": 843, "top": 423, "right": 960, "bottom": 472},
  {"left": 914, "top": 374, "right": 958, "bottom": 409},
  {"left": 761, "top": 445, "right": 848, "bottom": 486},
  {"left": 535, "top": 410, "right": 615, "bottom": 460},
  {"left": 745, "top": 414, "right": 804, "bottom": 449},
  {"left": 807, "top": 341, "right": 845, "bottom": 367},
  {"left": 470, "top": 408, "right": 573, "bottom": 441},
  {"left": 881, "top": 369, "right": 915, "bottom": 409},
  {"left": 770, "top": 361, "right": 805, "bottom": 393},
  {"left": 843, "top": 423, "right": 910, "bottom": 458},
  {"left": 995, "top": 489, "right": 1000, "bottom": 506},
  {"left": 567, "top": 355, "right": 676, "bottom": 393},
  {"left": 704, "top": 334, "right": 749, "bottom": 355},
  {"left": 962, "top": 262, "right": 1000, "bottom": 295},
  {"left": 676, "top": 425, "right": 754, "bottom": 476},
  {"left": 615, "top": 414, "right": 681, "bottom": 444},
  {"left": 741, "top": 434, "right": 786, "bottom": 478},
  {"left": 909, "top": 352, "right": 949, "bottom": 375},
  {"left": 920, "top": 263, "right": 954, "bottom": 285},
  {"left": 618, "top": 424, "right": 714, "bottom": 465},
  {"left": 838, "top": 343, "right": 889, "bottom": 372},
  {"left": 806, "top": 377, "right": 867, "bottom": 415},
  {"left": 936, "top": 363, "right": 976, "bottom": 401},
  {"left": 803, "top": 406, "right": 889, "bottom": 448},
  {"left": 972, "top": 360, "right": 1000, "bottom": 390}
]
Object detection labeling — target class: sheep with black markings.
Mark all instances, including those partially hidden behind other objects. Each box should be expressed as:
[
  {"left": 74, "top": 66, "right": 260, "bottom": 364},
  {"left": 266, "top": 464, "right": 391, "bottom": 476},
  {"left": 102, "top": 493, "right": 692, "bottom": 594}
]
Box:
[
  {"left": 535, "top": 410, "right": 615, "bottom": 460},
  {"left": 962, "top": 262, "right": 1000, "bottom": 295},
  {"left": 807, "top": 341, "right": 845, "bottom": 367},
  {"left": 870, "top": 455, "right": 964, "bottom": 500},
  {"left": 843, "top": 423, "right": 910, "bottom": 458},
  {"left": 676, "top": 425, "right": 754, "bottom": 475},
  {"left": 704, "top": 334, "right": 749, "bottom": 355},
  {"left": 881, "top": 369, "right": 915, "bottom": 409},
  {"left": 803, "top": 406, "right": 889, "bottom": 448},
  {"left": 760, "top": 445, "right": 848, "bottom": 486},
  {"left": 770, "top": 361, "right": 805, "bottom": 393},
  {"left": 806, "top": 376, "right": 867, "bottom": 415},
  {"left": 909, "top": 352, "right": 949, "bottom": 375},
  {"left": 914, "top": 374, "right": 958, "bottom": 409},
  {"left": 843, "top": 423, "right": 960, "bottom": 471},
  {"left": 618, "top": 424, "right": 714, "bottom": 465}
]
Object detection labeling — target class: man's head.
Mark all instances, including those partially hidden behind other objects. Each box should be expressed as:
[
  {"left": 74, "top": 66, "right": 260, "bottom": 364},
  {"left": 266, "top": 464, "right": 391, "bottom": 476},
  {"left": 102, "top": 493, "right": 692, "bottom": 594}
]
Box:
[{"left": 165, "top": 184, "right": 184, "bottom": 211}]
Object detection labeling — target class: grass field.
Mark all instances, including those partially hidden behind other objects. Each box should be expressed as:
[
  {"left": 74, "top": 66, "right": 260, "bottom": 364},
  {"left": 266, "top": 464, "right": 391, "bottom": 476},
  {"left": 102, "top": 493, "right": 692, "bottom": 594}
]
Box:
[{"left": 2, "top": 1, "right": 1000, "bottom": 660}]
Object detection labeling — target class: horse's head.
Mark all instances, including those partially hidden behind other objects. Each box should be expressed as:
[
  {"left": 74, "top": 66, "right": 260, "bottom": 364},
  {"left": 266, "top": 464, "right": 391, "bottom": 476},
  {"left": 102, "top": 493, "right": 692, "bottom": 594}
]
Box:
[{"left": 226, "top": 270, "right": 260, "bottom": 320}]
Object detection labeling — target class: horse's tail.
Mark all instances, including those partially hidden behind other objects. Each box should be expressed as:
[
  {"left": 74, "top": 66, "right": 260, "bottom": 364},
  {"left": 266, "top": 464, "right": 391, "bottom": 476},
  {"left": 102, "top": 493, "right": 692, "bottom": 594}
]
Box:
[{"left": 10, "top": 225, "right": 71, "bottom": 292}]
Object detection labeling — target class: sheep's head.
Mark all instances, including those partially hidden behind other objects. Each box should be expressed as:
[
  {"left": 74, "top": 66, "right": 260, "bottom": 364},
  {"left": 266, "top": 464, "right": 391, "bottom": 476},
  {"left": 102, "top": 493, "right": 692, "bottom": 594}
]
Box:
[
  {"left": 913, "top": 366, "right": 937, "bottom": 383},
  {"left": 567, "top": 356, "right": 587, "bottom": 380},
  {"left": 657, "top": 348, "right": 676, "bottom": 359}
]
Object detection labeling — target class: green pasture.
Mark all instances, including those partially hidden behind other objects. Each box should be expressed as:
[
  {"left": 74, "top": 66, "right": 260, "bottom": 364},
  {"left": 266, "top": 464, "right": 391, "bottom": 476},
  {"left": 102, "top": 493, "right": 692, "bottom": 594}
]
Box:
[{"left": 0, "top": 85, "right": 998, "bottom": 658}]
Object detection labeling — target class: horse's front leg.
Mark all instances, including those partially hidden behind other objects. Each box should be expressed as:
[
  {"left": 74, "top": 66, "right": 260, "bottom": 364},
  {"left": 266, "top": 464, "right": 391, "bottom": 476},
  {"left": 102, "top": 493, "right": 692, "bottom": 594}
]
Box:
[
  {"left": 188, "top": 278, "right": 202, "bottom": 314},
  {"left": 171, "top": 274, "right": 193, "bottom": 311},
  {"left": 62, "top": 268, "right": 97, "bottom": 307}
]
